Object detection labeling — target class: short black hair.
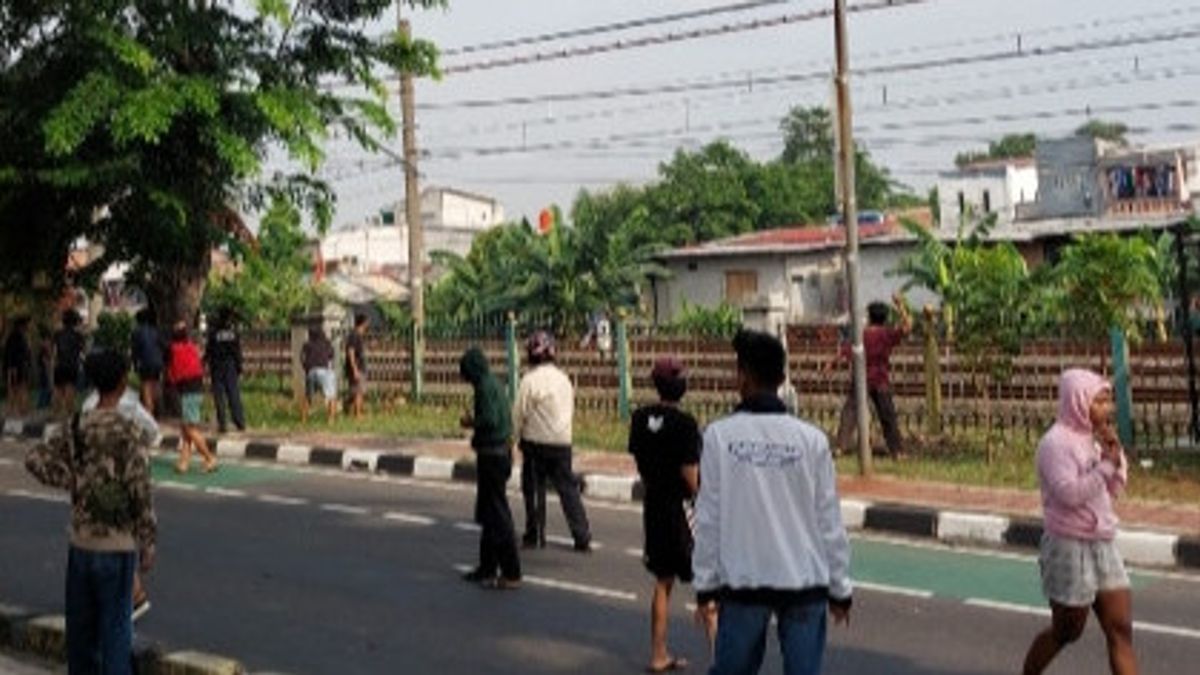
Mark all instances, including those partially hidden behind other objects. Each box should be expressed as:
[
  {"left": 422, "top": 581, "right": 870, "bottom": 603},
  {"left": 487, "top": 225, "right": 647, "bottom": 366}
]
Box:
[
  {"left": 732, "top": 330, "right": 786, "bottom": 389},
  {"left": 355, "top": 313, "right": 369, "bottom": 328},
  {"left": 62, "top": 309, "right": 82, "bottom": 328},
  {"left": 653, "top": 374, "right": 687, "bottom": 403},
  {"left": 868, "top": 302, "right": 890, "bottom": 326},
  {"left": 84, "top": 349, "right": 128, "bottom": 395},
  {"left": 136, "top": 308, "right": 156, "bottom": 325}
]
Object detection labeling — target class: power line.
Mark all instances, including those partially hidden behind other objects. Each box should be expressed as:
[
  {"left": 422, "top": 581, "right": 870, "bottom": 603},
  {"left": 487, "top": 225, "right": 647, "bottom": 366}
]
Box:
[
  {"left": 440, "top": 0, "right": 934, "bottom": 75},
  {"left": 419, "top": 23, "right": 1200, "bottom": 110},
  {"left": 438, "top": 0, "right": 798, "bottom": 57}
]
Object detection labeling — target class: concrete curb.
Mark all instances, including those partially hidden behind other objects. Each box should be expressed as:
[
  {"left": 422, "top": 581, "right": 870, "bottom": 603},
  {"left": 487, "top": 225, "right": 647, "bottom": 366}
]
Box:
[
  {"left": 4, "top": 418, "right": 1198, "bottom": 571},
  {"left": 0, "top": 607, "right": 246, "bottom": 674}
]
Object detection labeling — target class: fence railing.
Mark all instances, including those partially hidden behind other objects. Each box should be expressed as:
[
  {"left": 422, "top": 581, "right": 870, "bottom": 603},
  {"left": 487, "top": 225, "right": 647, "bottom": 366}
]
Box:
[{"left": 241, "top": 320, "right": 1200, "bottom": 453}]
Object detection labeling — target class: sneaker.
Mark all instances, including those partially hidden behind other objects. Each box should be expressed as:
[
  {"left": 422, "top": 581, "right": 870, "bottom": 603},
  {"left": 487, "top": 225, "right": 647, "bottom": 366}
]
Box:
[
  {"left": 461, "top": 568, "right": 492, "bottom": 583},
  {"left": 521, "top": 534, "right": 545, "bottom": 550},
  {"left": 573, "top": 540, "right": 593, "bottom": 554},
  {"left": 132, "top": 598, "right": 151, "bottom": 623},
  {"left": 482, "top": 577, "right": 521, "bottom": 591}
]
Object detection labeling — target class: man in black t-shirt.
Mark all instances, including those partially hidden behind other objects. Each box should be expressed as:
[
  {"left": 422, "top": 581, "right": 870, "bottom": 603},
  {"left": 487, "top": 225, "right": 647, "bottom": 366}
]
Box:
[
  {"left": 629, "top": 356, "right": 700, "bottom": 673},
  {"left": 52, "top": 310, "right": 86, "bottom": 414},
  {"left": 344, "top": 314, "right": 368, "bottom": 420}
]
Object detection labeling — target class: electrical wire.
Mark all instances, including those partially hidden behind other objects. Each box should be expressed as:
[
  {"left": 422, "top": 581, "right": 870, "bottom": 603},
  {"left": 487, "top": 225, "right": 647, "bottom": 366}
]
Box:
[{"left": 439, "top": 0, "right": 935, "bottom": 75}]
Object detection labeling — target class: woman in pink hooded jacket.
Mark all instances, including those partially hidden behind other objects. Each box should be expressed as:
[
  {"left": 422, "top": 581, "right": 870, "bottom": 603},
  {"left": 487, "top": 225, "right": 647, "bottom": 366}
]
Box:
[{"left": 1023, "top": 369, "right": 1136, "bottom": 675}]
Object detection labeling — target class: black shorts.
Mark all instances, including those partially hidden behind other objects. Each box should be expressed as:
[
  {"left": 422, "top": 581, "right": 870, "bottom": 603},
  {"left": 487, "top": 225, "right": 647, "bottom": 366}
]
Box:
[
  {"left": 53, "top": 366, "right": 79, "bottom": 388},
  {"left": 643, "top": 507, "right": 694, "bottom": 582},
  {"left": 137, "top": 368, "right": 162, "bottom": 382}
]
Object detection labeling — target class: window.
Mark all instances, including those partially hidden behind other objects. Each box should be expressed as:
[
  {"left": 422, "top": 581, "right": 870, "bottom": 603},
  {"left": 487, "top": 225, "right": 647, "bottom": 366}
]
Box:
[
  {"left": 725, "top": 270, "right": 758, "bottom": 304},
  {"left": 982, "top": 189, "right": 992, "bottom": 213}
]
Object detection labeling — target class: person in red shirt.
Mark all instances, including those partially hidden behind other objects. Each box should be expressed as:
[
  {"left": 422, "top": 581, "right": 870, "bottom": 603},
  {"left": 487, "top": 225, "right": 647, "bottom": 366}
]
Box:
[{"left": 833, "top": 293, "right": 912, "bottom": 457}]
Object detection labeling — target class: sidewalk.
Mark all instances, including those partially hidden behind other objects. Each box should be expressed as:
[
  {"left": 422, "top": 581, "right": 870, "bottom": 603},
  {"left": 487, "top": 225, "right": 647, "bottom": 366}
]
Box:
[
  {"left": 218, "top": 426, "right": 1200, "bottom": 537},
  {"left": 0, "top": 650, "right": 60, "bottom": 674}
]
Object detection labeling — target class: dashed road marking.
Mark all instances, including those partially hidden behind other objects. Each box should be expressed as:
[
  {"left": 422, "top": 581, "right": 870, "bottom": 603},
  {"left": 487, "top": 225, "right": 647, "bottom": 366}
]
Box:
[
  {"left": 454, "top": 521, "right": 482, "bottom": 533},
  {"left": 453, "top": 564, "right": 637, "bottom": 602},
  {"left": 257, "top": 494, "right": 309, "bottom": 506},
  {"left": 383, "top": 512, "right": 436, "bottom": 526},
  {"left": 624, "top": 548, "right": 644, "bottom": 558},
  {"left": 157, "top": 481, "right": 199, "bottom": 492},
  {"left": 856, "top": 581, "right": 935, "bottom": 599},
  {"left": 964, "top": 598, "right": 1200, "bottom": 641},
  {"left": 320, "top": 503, "right": 369, "bottom": 516},
  {"left": 204, "top": 487, "right": 248, "bottom": 499},
  {"left": 0, "top": 458, "right": 16, "bottom": 467},
  {"left": 4, "top": 488, "right": 67, "bottom": 504},
  {"left": 546, "top": 534, "right": 604, "bottom": 550}
]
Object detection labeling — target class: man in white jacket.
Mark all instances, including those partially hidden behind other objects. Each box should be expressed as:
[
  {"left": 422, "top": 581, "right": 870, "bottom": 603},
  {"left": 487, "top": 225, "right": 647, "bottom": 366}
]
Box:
[{"left": 693, "top": 330, "right": 852, "bottom": 675}]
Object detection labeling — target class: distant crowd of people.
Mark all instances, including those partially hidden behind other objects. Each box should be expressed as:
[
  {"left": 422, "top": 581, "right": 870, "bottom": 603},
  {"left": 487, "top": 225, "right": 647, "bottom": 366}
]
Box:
[{"left": 5, "top": 302, "right": 1138, "bottom": 674}]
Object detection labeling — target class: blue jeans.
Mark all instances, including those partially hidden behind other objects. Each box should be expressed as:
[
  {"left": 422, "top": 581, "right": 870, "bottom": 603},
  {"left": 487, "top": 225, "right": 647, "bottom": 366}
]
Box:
[
  {"left": 66, "top": 546, "right": 135, "bottom": 675},
  {"left": 710, "top": 598, "right": 828, "bottom": 675}
]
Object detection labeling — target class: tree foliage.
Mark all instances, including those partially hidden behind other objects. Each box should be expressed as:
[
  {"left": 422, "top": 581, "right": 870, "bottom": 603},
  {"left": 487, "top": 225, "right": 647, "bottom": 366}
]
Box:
[
  {"left": 1076, "top": 119, "right": 1130, "bottom": 145},
  {"left": 0, "top": 0, "right": 442, "bottom": 326},
  {"left": 1049, "top": 233, "right": 1164, "bottom": 342},
  {"left": 203, "top": 196, "right": 329, "bottom": 328},
  {"left": 955, "top": 133, "right": 1037, "bottom": 167}
]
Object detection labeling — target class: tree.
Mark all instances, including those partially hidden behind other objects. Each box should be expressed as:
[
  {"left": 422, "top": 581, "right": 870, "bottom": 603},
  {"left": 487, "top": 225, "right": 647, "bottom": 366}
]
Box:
[
  {"left": 0, "top": 0, "right": 442, "bottom": 328},
  {"left": 955, "top": 133, "right": 1037, "bottom": 167},
  {"left": 778, "top": 105, "right": 897, "bottom": 211},
  {"left": 1076, "top": 119, "right": 1130, "bottom": 145},
  {"left": 1049, "top": 233, "right": 1164, "bottom": 342},
  {"left": 203, "top": 196, "right": 328, "bottom": 328}
]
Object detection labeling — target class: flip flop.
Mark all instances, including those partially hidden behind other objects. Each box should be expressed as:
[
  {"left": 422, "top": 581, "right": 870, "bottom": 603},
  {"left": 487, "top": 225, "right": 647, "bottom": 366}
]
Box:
[{"left": 646, "top": 657, "right": 688, "bottom": 673}]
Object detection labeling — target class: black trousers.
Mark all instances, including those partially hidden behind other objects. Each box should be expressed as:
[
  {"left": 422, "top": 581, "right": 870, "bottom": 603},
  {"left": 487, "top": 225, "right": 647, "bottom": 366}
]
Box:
[
  {"left": 476, "top": 452, "right": 521, "bottom": 580},
  {"left": 836, "top": 385, "right": 902, "bottom": 454},
  {"left": 519, "top": 440, "right": 591, "bottom": 546},
  {"left": 211, "top": 363, "right": 245, "bottom": 432}
]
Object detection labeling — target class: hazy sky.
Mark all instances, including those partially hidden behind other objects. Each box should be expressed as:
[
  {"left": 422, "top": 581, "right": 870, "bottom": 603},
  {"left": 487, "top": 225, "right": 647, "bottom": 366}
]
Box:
[{"left": 311, "top": 0, "right": 1200, "bottom": 228}]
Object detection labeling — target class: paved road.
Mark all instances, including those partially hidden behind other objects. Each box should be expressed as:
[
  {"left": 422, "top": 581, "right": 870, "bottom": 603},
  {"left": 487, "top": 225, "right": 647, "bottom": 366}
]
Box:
[{"left": 1, "top": 439, "right": 1199, "bottom": 674}]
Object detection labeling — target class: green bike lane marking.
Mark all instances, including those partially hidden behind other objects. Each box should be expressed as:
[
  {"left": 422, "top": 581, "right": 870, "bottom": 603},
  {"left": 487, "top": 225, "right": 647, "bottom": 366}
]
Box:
[
  {"left": 851, "top": 537, "right": 1151, "bottom": 608},
  {"left": 150, "top": 455, "right": 296, "bottom": 489}
]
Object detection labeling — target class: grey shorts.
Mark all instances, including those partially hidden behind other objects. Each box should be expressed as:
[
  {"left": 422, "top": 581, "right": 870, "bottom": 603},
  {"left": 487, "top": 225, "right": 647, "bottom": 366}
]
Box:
[
  {"left": 306, "top": 368, "right": 337, "bottom": 400},
  {"left": 1039, "top": 533, "right": 1130, "bottom": 607}
]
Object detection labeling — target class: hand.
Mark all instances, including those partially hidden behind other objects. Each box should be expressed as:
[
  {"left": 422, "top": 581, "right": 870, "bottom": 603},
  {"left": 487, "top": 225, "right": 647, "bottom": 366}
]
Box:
[
  {"left": 694, "top": 601, "right": 718, "bottom": 631},
  {"left": 1096, "top": 424, "right": 1123, "bottom": 462},
  {"left": 139, "top": 545, "right": 156, "bottom": 573},
  {"left": 830, "top": 603, "right": 851, "bottom": 627},
  {"left": 459, "top": 413, "right": 474, "bottom": 429}
]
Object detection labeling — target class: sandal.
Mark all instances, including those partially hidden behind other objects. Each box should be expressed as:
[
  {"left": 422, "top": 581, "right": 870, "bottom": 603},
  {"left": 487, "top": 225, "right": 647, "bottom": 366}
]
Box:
[
  {"left": 202, "top": 461, "right": 220, "bottom": 474},
  {"left": 173, "top": 463, "right": 189, "bottom": 475},
  {"left": 646, "top": 657, "right": 688, "bottom": 673}
]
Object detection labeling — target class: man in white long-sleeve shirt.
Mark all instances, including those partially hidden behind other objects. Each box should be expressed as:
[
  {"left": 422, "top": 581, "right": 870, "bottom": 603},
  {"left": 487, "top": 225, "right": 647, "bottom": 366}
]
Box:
[{"left": 693, "top": 330, "right": 853, "bottom": 675}]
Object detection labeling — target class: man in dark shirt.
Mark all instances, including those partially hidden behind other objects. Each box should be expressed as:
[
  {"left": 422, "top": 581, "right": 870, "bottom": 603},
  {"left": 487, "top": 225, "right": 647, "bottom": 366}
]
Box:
[
  {"left": 344, "top": 314, "right": 368, "bottom": 420},
  {"left": 834, "top": 293, "right": 912, "bottom": 456},
  {"left": 53, "top": 310, "right": 87, "bottom": 414},
  {"left": 4, "top": 316, "right": 32, "bottom": 415},
  {"left": 629, "top": 356, "right": 700, "bottom": 673},
  {"left": 130, "top": 309, "right": 164, "bottom": 417},
  {"left": 204, "top": 308, "right": 245, "bottom": 433}
]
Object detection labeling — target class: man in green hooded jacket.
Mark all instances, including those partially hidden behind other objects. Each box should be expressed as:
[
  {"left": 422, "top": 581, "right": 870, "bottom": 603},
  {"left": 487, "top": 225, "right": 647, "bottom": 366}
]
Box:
[{"left": 459, "top": 347, "right": 522, "bottom": 589}]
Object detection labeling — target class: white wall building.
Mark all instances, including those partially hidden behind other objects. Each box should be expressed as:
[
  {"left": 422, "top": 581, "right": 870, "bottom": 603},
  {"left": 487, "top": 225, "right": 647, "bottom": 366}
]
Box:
[
  {"left": 320, "top": 186, "right": 505, "bottom": 274},
  {"left": 937, "top": 158, "right": 1038, "bottom": 231}
]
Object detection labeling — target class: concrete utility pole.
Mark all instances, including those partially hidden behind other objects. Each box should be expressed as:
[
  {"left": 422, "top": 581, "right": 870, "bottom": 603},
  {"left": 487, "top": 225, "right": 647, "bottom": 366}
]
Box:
[
  {"left": 399, "top": 9, "right": 424, "bottom": 402},
  {"left": 834, "top": 0, "right": 872, "bottom": 476}
]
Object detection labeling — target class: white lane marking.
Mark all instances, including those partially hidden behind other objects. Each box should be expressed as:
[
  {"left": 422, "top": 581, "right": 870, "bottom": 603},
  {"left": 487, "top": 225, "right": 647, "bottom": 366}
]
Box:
[
  {"left": 257, "top": 494, "right": 308, "bottom": 506},
  {"left": 5, "top": 488, "right": 68, "bottom": 504},
  {"left": 157, "top": 481, "right": 199, "bottom": 492},
  {"left": 546, "top": 534, "right": 604, "bottom": 550},
  {"left": 851, "top": 531, "right": 1200, "bottom": 584},
  {"left": 964, "top": 599, "right": 1200, "bottom": 640},
  {"left": 855, "top": 581, "right": 935, "bottom": 599},
  {"left": 454, "top": 521, "right": 482, "bottom": 533},
  {"left": 320, "top": 503, "right": 369, "bottom": 516},
  {"left": 204, "top": 487, "right": 248, "bottom": 498},
  {"left": 0, "top": 458, "right": 16, "bottom": 467},
  {"left": 453, "top": 564, "right": 637, "bottom": 602},
  {"left": 625, "top": 548, "right": 644, "bottom": 558},
  {"left": 383, "top": 512, "right": 436, "bottom": 526}
]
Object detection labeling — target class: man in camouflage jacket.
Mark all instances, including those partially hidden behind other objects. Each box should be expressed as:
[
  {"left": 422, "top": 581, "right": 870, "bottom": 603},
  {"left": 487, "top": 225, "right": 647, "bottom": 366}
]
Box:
[{"left": 26, "top": 349, "right": 156, "bottom": 675}]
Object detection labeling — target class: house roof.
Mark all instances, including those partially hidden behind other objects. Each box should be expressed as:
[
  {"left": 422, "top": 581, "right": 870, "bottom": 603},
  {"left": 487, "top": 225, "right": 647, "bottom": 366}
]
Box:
[{"left": 658, "top": 222, "right": 908, "bottom": 260}]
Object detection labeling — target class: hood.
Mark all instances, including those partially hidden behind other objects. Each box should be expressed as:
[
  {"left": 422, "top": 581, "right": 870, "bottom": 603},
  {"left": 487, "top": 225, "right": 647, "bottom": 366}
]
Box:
[
  {"left": 459, "top": 347, "right": 489, "bottom": 384},
  {"left": 1056, "top": 369, "right": 1111, "bottom": 433}
]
